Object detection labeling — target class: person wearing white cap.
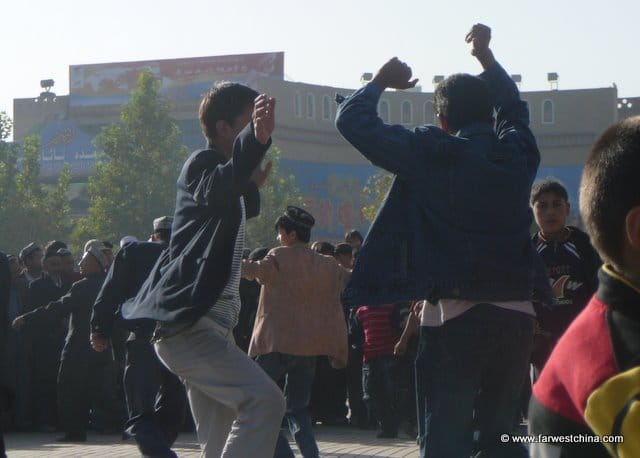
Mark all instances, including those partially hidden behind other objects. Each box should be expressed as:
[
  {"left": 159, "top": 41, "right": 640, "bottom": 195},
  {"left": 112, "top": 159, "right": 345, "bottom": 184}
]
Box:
[{"left": 91, "top": 217, "right": 186, "bottom": 458}]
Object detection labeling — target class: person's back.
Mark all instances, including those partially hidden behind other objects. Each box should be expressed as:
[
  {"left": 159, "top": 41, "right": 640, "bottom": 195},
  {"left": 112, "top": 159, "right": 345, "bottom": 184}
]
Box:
[
  {"left": 336, "top": 31, "right": 543, "bottom": 309},
  {"left": 248, "top": 244, "right": 349, "bottom": 361},
  {"left": 335, "top": 24, "right": 548, "bottom": 458}
]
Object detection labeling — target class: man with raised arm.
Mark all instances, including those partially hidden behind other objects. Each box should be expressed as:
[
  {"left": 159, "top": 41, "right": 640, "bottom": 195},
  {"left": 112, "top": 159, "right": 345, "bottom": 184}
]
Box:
[
  {"left": 121, "top": 83, "right": 285, "bottom": 458},
  {"left": 336, "top": 24, "right": 550, "bottom": 457}
]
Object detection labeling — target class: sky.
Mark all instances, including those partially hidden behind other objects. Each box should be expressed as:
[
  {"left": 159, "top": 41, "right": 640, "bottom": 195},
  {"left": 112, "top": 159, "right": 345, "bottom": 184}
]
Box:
[{"left": 2, "top": 0, "right": 639, "bottom": 131}]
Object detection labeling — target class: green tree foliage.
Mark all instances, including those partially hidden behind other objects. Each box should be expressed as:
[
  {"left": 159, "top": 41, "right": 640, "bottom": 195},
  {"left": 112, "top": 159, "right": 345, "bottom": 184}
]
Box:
[
  {"left": 0, "top": 112, "right": 72, "bottom": 255},
  {"left": 73, "top": 70, "right": 188, "bottom": 246},
  {"left": 361, "top": 170, "right": 393, "bottom": 222},
  {"left": 245, "top": 146, "right": 305, "bottom": 249}
]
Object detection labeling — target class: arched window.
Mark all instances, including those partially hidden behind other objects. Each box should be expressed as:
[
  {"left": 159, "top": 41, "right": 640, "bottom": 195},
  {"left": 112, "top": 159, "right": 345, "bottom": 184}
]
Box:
[
  {"left": 322, "top": 95, "right": 331, "bottom": 121},
  {"left": 378, "top": 100, "right": 390, "bottom": 123},
  {"left": 401, "top": 100, "right": 413, "bottom": 124},
  {"left": 306, "top": 93, "right": 315, "bottom": 119},
  {"left": 424, "top": 100, "right": 436, "bottom": 124},
  {"left": 294, "top": 92, "right": 302, "bottom": 118},
  {"left": 542, "top": 99, "right": 554, "bottom": 124}
]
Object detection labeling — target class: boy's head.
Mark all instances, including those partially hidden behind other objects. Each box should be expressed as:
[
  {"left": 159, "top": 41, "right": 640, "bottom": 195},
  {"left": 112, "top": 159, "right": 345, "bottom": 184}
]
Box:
[
  {"left": 274, "top": 206, "right": 315, "bottom": 246},
  {"left": 580, "top": 116, "right": 640, "bottom": 272},
  {"left": 434, "top": 73, "right": 493, "bottom": 133},
  {"left": 199, "top": 82, "right": 259, "bottom": 157},
  {"left": 334, "top": 243, "right": 354, "bottom": 269},
  {"left": 530, "top": 179, "right": 570, "bottom": 237},
  {"left": 345, "top": 229, "right": 364, "bottom": 249}
]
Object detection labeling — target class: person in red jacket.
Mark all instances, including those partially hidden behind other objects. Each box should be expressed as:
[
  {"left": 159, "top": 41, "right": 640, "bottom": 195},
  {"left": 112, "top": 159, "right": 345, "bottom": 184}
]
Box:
[{"left": 529, "top": 116, "right": 640, "bottom": 458}]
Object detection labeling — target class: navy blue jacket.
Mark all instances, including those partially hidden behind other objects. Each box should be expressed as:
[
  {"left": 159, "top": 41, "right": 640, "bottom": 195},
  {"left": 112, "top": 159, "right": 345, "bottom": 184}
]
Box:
[
  {"left": 91, "top": 241, "right": 166, "bottom": 336},
  {"left": 122, "top": 123, "right": 268, "bottom": 324},
  {"left": 336, "top": 62, "right": 551, "bottom": 307},
  {"left": 23, "top": 272, "right": 110, "bottom": 361}
]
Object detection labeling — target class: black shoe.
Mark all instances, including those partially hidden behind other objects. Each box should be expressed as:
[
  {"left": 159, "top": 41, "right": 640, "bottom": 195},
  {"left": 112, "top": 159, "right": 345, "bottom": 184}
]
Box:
[
  {"left": 56, "top": 434, "right": 87, "bottom": 442},
  {"left": 376, "top": 431, "right": 398, "bottom": 439}
]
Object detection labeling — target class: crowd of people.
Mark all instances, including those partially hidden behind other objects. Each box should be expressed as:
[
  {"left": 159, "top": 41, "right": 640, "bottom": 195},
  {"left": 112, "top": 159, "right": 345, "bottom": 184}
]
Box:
[{"left": 1, "top": 23, "right": 640, "bottom": 458}]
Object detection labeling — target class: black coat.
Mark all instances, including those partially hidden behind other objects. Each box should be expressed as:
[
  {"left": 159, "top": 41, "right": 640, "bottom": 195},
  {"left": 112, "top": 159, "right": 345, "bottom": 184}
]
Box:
[
  {"left": 91, "top": 241, "right": 166, "bottom": 336},
  {"left": 122, "top": 123, "right": 268, "bottom": 324},
  {"left": 23, "top": 272, "right": 109, "bottom": 362}
]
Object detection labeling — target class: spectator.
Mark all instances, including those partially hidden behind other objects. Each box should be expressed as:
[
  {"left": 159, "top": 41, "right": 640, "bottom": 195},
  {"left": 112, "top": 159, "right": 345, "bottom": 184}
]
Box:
[
  {"left": 529, "top": 179, "right": 601, "bottom": 373},
  {"left": 345, "top": 230, "right": 364, "bottom": 250},
  {"left": 529, "top": 116, "right": 640, "bottom": 458},
  {"left": 18, "top": 243, "right": 43, "bottom": 284},
  {"left": 91, "top": 216, "right": 187, "bottom": 457},
  {"left": 350, "top": 302, "right": 407, "bottom": 438},
  {"left": 13, "top": 242, "right": 124, "bottom": 442}
]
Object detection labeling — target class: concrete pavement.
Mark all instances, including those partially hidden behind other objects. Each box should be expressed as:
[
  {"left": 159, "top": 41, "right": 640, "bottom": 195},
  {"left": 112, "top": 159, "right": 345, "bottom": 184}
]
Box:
[{"left": 4, "top": 425, "right": 420, "bottom": 457}]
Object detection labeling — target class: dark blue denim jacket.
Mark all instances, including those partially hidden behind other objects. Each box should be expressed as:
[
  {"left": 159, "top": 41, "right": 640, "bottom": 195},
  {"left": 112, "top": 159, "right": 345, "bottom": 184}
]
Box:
[{"left": 336, "top": 62, "right": 552, "bottom": 308}]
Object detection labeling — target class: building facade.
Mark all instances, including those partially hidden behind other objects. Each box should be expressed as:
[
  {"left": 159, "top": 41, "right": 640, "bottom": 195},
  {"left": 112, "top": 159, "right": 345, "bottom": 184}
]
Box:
[{"left": 13, "top": 53, "right": 619, "bottom": 241}]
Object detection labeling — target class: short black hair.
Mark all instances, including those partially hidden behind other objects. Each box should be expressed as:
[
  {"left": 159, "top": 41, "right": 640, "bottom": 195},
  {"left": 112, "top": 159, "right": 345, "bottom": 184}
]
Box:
[
  {"left": 345, "top": 230, "right": 363, "bottom": 244},
  {"left": 334, "top": 243, "right": 353, "bottom": 257},
  {"left": 102, "top": 241, "right": 114, "bottom": 250},
  {"left": 312, "top": 241, "right": 335, "bottom": 256},
  {"left": 275, "top": 216, "right": 311, "bottom": 243},
  {"left": 44, "top": 240, "right": 67, "bottom": 258},
  {"left": 530, "top": 179, "right": 569, "bottom": 206},
  {"left": 580, "top": 116, "right": 640, "bottom": 266},
  {"left": 199, "top": 82, "right": 259, "bottom": 145},
  {"left": 434, "top": 73, "right": 493, "bottom": 133}
]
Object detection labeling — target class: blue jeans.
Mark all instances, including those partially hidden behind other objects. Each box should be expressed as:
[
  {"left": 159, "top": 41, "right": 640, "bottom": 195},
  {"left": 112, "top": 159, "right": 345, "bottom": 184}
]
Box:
[
  {"left": 415, "top": 304, "right": 534, "bottom": 458},
  {"left": 256, "top": 353, "right": 319, "bottom": 458}
]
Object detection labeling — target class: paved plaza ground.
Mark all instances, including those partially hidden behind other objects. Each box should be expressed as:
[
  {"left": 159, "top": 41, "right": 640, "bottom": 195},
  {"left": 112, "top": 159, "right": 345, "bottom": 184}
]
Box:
[{"left": 4, "top": 426, "right": 420, "bottom": 457}]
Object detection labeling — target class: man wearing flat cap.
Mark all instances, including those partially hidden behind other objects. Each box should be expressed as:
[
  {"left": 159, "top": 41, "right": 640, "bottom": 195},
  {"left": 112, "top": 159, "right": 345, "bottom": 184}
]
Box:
[
  {"left": 91, "top": 216, "right": 186, "bottom": 458},
  {"left": 242, "top": 206, "right": 350, "bottom": 458},
  {"left": 18, "top": 243, "right": 43, "bottom": 284},
  {"left": 13, "top": 241, "right": 123, "bottom": 442}
]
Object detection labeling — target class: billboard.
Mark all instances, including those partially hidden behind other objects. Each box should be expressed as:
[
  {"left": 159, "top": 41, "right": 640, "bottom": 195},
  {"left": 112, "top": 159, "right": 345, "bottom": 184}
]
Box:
[
  {"left": 69, "top": 52, "right": 284, "bottom": 106},
  {"left": 38, "top": 120, "right": 96, "bottom": 177}
]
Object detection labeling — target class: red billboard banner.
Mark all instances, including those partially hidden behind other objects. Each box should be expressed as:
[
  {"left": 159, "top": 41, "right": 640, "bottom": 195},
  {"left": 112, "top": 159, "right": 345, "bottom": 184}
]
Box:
[{"left": 69, "top": 52, "right": 284, "bottom": 98}]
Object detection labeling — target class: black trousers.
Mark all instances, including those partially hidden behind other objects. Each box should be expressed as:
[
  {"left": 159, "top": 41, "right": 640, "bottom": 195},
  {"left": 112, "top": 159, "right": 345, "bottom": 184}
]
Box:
[
  {"left": 309, "top": 356, "right": 347, "bottom": 422},
  {"left": 123, "top": 334, "right": 187, "bottom": 458},
  {"left": 57, "top": 353, "right": 124, "bottom": 437}
]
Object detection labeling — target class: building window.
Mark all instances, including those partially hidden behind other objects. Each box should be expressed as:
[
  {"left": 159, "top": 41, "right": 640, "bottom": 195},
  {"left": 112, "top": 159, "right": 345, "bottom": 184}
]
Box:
[
  {"left": 542, "top": 99, "right": 554, "bottom": 124},
  {"left": 424, "top": 100, "right": 436, "bottom": 124},
  {"left": 306, "top": 93, "right": 315, "bottom": 119},
  {"left": 322, "top": 95, "right": 331, "bottom": 121},
  {"left": 401, "top": 100, "right": 413, "bottom": 124},
  {"left": 378, "top": 100, "right": 390, "bottom": 123},
  {"left": 294, "top": 92, "right": 302, "bottom": 118}
]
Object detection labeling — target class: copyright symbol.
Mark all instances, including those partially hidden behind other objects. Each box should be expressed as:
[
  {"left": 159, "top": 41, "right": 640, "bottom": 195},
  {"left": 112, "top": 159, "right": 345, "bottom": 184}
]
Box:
[{"left": 500, "top": 434, "right": 509, "bottom": 443}]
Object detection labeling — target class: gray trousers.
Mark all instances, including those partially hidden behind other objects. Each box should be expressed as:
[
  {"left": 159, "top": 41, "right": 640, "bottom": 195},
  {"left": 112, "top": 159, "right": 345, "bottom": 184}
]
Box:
[{"left": 155, "top": 316, "right": 285, "bottom": 458}]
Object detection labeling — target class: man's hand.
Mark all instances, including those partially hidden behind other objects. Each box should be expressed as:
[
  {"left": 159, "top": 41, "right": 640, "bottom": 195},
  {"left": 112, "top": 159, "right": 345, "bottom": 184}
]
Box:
[
  {"left": 90, "top": 332, "right": 109, "bottom": 352},
  {"left": 394, "top": 338, "right": 408, "bottom": 356},
  {"left": 371, "top": 57, "right": 419, "bottom": 90},
  {"left": 250, "top": 160, "right": 273, "bottom": 188},
  {"left": 253, "top": 94, "right": 276, "bottom": 145},
  {"left": 465, "top": 23, "right": 495, "bottom": 70},
  {"left": 11, "top": 315, "right": 26, "bottom": 330}
]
